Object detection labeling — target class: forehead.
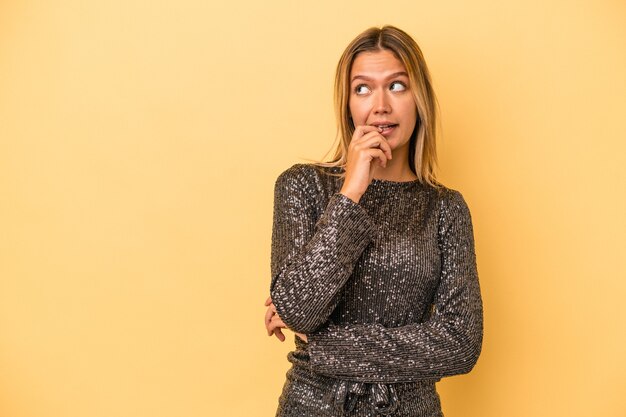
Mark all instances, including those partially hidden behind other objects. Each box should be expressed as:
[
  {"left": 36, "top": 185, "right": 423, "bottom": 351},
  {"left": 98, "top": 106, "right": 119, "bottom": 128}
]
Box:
[{"left": 350, "top": 49, "right": 407, "bottom": 79}]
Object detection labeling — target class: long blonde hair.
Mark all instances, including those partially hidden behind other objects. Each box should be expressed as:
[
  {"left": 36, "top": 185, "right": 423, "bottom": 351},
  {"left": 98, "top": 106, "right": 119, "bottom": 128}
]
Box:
[{"left": 310, "top": 25, "right": 441, "bottom": 187}]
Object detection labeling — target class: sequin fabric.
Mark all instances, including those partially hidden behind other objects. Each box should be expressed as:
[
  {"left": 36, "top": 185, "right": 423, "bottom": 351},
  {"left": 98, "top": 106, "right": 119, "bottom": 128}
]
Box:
[{"left": 270, "top": 163, "right": 483, "bottom": 416}]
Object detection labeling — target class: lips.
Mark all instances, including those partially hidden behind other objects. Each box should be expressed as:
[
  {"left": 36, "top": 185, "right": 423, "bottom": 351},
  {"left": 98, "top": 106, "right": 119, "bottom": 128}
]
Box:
[
  {"left": 371, "top": 122, "right": 398, "bottom": 128},
  {"left": 371, "top": 123, "right": 398, "bottom": 136}
]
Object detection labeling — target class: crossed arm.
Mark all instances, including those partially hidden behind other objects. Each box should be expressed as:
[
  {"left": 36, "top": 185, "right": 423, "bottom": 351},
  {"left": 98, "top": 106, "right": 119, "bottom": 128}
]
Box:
[
  {"left": 264, "top": 165, "right": 483, "bottom": 383},
  {"left": 264, "top": 295, "right": 306, "bottom": 342}
]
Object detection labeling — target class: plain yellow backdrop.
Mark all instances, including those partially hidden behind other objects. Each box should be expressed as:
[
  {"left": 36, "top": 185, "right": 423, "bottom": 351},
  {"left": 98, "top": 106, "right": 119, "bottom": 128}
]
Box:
[{"left": 1, "top": 1, "right": 625, "bottom": 416}]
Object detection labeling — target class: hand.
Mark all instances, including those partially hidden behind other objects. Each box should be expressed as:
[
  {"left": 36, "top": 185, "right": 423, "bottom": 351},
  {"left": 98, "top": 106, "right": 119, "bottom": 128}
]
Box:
[
  {"left": 264, "top": 296, "right": 285, "bottom": 341},
  {"left": 264, "top": 296, "right": 309, "bottom": 343},
  {"left": 340, "top": 125, "right": 393, "bottom": 203}
]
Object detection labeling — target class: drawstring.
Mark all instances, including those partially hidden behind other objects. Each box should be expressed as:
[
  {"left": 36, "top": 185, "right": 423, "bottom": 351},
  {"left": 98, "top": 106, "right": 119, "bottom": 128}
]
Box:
[
  {"left": 332, "top": 381, "right": 398, "bottom": 415},
  {"left": 332, "top": 380, "right": 367, "bottom": 413},
  {"left": 369, "top": 383, "right": 398, "bottom": 415}
]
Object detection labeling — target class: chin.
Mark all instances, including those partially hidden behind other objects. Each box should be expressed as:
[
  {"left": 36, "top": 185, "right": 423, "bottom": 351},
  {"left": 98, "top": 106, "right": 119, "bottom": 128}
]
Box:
[{"left": 393, "top": 140, "right": 411, "bottom": 151}]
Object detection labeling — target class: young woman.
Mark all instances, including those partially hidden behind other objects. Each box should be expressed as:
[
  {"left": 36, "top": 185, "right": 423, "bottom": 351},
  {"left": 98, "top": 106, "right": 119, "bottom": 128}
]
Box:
[{"left": 264, "top": 25, "right": 483, "bottom": 417}]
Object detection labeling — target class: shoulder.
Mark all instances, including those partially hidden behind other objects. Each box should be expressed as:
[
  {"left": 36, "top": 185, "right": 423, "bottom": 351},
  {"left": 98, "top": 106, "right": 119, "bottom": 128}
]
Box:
[
  {"left": 273, "top": 163, "right": 336, "bottom": 200},
  {"left": 436, "top": 185, "right": 469, "bottom": 210},
  {"left": 275, "top": 163, "right": 340, "bottom": 186},
  {"left": 276, "top": 163, "right": 317, "bottom": 182},
  {"left": 275, "top": 163, "right": 319, "bottom": 190},
  {"left": 434, "top": 184, "right": 473, "bottom": 227}
]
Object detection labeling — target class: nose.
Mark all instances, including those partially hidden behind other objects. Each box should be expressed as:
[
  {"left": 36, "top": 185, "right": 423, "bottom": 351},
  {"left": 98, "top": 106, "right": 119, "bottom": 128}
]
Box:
[{"left": 373, "top": 90, "right": 391, "bottom": 114}]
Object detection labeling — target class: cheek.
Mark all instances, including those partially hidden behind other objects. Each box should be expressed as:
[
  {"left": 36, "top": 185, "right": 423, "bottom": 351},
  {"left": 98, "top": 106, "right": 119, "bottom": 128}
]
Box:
[
  {"left": 348, "top": 100, "right": 367, "bottom": 123},
  {"left": 405, "top": 102, "right": 418, "bottom": 127}
]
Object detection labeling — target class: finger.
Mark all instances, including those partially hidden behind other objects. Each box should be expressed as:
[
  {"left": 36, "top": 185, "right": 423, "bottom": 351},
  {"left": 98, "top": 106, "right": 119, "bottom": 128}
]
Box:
[
  {"left": 265, "top": 307, "right": 275, "bottom": 335},
  {"left": 265, "top": 296, "right": 272, "bottom": 306},
  {"left": 352, "top": 125, "right": 382, "bottom": 143},
  {"left": 355, "top": 129, "right": 384, "bottom": 144},
  {"left": 265, "top": 307, "right": 273, "bottom": 327},
  {"left": 356, "top": 132, "right": 392, "bottom": 159},
  {"left": 265, "top": 304, "right": 281, "bottom": 335},
  {"left": 359, "top": 134, "right": 392, "bottom": 159},
  {"left": 273, "top": 328, "right": 285, "bottom": 342},
  {"left": 268, "top": 322, "right": 286, "bottom": 335},
  {"left": 354, "top": 124, "right": 380, "bottom": 136},
  {"left": 268, "top": 315, "right": 286, "bottom": 333},
  {"left": 352, "top": 125, "right": 381, "bottom": 141},
  {"left": 366, "top": 148, "right": 387, "bottom": 168},
  {"left": 371, "top": 134, "right": 393, "bottom": 160},
  {"left": 270, "top": 314, "right": 285, "bottom": 327}
]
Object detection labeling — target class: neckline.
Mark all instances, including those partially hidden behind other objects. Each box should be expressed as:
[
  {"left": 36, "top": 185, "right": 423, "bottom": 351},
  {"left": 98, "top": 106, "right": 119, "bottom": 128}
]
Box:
[
  {"left": 320, "top": 165, "right": 422, "bottom": 187},
  {"left": 371, "top": 177, "right": 421, "bottom": 186}
]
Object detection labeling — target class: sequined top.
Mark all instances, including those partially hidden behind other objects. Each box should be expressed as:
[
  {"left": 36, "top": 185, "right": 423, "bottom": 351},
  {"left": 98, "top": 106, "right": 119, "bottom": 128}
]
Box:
[{"left": 270, "top": 163, "right": 483, "bottom": 416}]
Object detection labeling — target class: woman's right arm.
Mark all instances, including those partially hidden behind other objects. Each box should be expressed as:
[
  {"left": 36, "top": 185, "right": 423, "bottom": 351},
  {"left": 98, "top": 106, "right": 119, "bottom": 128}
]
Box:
[{"left": 269, "top": 164, "right": 375, "bottom": 334}]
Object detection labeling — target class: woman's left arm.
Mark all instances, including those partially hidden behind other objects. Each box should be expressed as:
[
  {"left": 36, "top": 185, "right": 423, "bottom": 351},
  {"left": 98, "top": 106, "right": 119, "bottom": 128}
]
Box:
[{"left": 306, "top": 189, "right": 484, "bottom": 383}]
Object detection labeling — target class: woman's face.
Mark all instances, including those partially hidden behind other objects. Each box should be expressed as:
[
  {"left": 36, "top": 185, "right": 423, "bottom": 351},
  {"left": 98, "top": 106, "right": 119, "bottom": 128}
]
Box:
[{"left": 348, "top": 49, "right": 418, "bottom": 153}]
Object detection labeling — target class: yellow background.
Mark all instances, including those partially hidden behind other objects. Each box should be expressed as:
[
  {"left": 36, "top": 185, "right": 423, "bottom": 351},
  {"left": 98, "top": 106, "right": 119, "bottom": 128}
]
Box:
[{"left": 1, "top": 1, "right": 625, "bottom": 416}]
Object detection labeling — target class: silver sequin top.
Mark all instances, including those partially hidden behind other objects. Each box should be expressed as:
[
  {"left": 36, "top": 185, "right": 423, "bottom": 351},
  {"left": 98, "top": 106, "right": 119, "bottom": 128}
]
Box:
[{"left": 270, "top": 163, "right": 483, "bottom": 414}]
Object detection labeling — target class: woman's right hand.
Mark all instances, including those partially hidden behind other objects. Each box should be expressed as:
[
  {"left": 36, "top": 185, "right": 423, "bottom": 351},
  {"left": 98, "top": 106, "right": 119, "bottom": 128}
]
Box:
[{"left": 340, "top": 125, "right": 392, "bottom": 203}]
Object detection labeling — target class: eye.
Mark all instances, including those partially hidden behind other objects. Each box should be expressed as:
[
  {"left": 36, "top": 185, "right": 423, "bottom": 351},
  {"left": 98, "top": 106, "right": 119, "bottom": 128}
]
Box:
[
  {"left": 354, "top": 84, "right": 371, "bottom": 95},
  {"left": 390, "top": 81, "right": 407, "bottom": 92}
]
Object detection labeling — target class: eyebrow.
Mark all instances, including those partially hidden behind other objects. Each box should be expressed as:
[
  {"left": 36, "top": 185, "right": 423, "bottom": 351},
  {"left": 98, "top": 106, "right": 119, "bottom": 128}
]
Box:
[{"left": 351, "top": 71, "right": 409, "bottom": 83}]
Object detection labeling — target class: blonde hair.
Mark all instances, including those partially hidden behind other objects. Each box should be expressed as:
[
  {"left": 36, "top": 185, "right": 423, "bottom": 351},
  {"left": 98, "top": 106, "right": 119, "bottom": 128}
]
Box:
[{"left": 309, "top": 25, "right": 441, "bottom": 187}]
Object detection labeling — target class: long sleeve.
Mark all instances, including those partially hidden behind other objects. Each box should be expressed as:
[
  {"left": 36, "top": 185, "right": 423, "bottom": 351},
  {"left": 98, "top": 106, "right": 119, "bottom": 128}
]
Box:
[
  {"left": 269, "top": 164, "right": 376, "bottom": 333},
  {"left": 306, "top": 189, "right": 484, "bottom": 383}
]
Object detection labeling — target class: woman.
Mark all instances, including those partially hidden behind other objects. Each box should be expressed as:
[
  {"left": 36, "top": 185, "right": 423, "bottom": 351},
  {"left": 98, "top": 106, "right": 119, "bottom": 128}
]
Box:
[{"left": 264, "top": 25, "right": 483, "bottom": 416}]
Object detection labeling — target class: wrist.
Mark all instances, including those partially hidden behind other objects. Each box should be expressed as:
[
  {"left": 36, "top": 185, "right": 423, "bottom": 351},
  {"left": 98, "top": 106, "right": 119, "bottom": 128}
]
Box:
[{"left": 339, "top": 189, "right": 362, "bottom": 204}]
